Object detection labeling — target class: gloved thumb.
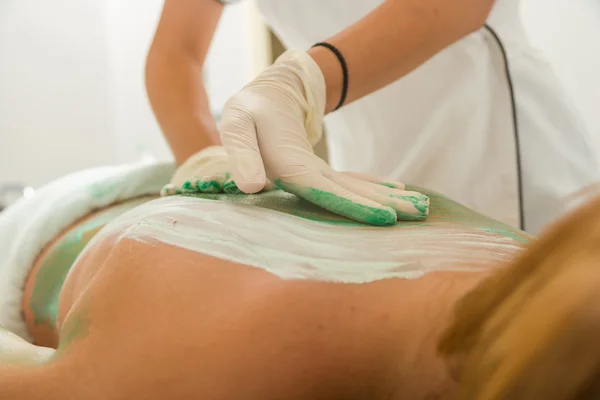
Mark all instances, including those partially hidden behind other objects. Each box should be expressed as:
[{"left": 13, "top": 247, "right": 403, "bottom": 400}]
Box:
[{"left": 219, "top": 103, "right": 267, "bottom": 194}]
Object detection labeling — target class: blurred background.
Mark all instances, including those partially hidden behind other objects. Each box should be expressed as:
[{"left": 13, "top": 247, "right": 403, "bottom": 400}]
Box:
[{"left": 0, "top": 0, "right": 599, "bottom": 196}]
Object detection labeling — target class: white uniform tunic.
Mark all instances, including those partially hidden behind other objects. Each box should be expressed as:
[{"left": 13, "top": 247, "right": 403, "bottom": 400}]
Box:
[{"left": 228, "top": 0, "right": 599, "bottom": 233}]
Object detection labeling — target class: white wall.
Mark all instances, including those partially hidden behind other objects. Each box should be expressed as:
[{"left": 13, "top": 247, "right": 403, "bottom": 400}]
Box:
[
  {"left": 105, "top": 0, "right": 259, "bottom": 164},
  {"left": 0, "top": 0, "right": 258, "bottom": 188},
  {"left": 105, "top": 0, "right": 166, "bottom": 164},
  {"left": 522, "top": 0, "right": 600, "bottom": 155},
  {"left": 0, "top": 0, "right": 115, "bottom": 188}
]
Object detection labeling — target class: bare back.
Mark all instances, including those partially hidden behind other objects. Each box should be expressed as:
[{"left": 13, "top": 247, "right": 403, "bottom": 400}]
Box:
[{"left": 20, "top": 188, "right": 529, "bottom": 399}]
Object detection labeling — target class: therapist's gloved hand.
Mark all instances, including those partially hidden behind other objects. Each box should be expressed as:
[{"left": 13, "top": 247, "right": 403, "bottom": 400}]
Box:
[
  {"left": 220, "top": 49, "right": 429, "bottom": 226},
  {"left": 161, "top": 146, "right": 273, "bottom": 197}
]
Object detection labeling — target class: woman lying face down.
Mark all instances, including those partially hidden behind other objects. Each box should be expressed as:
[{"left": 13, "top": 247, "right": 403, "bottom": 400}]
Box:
[{"left": 1, "top": 182, "right": 596, "bottom": 399}]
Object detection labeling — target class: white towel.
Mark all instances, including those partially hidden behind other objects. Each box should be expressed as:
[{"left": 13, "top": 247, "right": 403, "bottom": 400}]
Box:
[{"left": 0, "top": 161, "right": 174, "bottom": 341}]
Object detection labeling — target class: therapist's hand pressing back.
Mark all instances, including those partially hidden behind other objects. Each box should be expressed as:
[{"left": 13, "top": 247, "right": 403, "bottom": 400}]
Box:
[
  {"left": 148, "top": 0, "right": 496, "bottom": 226},
  {"left": 220, "top": 50, "right": 429, "bottom": 226}
]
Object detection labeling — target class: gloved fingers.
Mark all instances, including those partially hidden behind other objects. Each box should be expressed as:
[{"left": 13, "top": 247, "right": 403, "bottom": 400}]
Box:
[
  {"left": 220, "top": 105, "right": 267, "bottom": 194},
  {"left": 163, "top": 176, "right": 273, "bottom": 197},
  {"left": 223, "top": 177, "right": 275, "bottom": 194},
  {"left": 162, "top": 177, "right": 235, "bottom": 195},
  {"left": 339, "top": 171, "right": 406, "bottom": 190},
  {"left": 223, "top": 176, "right": 275, "bottom": 194},
  {"left": 180, "top": 172, "right": 229, "bottom": 194},
  {"left": 263, "top": 179, "right": 275, "bottom": 191},
  {"left": 275, "top": 173, "right": 398, "bottom": 226},
  {"left": 169, "top": 146, "right": 228, "bottom": 187},
  {"left": 160, "top": 184, "right": 181, "bottom": 197},
  {"left": 223, "top": 176, "right": 243, "bottom": 194},
  {"left": 330, "top": 174, "right": 429, "bottom": 221}
]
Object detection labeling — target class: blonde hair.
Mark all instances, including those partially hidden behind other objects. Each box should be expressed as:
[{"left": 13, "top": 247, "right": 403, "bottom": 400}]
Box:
[{"left": 438, "top": 193, "right": 600, "bottom": 399}]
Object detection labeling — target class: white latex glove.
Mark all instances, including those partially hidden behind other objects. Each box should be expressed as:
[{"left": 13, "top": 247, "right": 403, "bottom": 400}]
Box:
[
  {"left": 220, "top": 49, "right": 429, "bottom": 226},
  {"left": 161, "top": 146, "right": 403, "bottom": 203},
  {"left": 161, "top": 146, "right": 272, "bottom": 197}
]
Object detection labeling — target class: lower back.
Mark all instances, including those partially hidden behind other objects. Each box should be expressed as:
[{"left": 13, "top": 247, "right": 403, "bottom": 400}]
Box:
[{"left": 53, "top": 229, "right": 486, "bottom": 399}]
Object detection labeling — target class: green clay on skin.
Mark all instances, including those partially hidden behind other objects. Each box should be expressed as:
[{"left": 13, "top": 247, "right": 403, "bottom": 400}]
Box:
[
  {"left": 56, "top": 304, "right": 91, "bottom": 351},
  {"left": 395, "top": 211, "right": 427, "bottom": 222},
  {"left": 32, "top": 184, "right": 530, "bottom": 341},
  {"left": 407, "top": 185, "right": 532, "bottom": 244},
  {"left": 51, "top": 299, "right": 92, "bottom": 360},
  {"left": 183, "top": 190, "right": 368, "bottom": 226},
  {"left": 223, "top": 179, "right": 243, "bottom": 194},
  {"left": 29, "top": 199, "right": 148, "bottom": 331},
  {"left": 30, "top": 224, "right": 102, "bottom": 328},
  {"left": 274, "top": 179, "right": 397, "bottom": 227},
  {"left": 480, "top": 227, "right": 530, "bottom": 245},
  {"left": 184, "top": 185, "right": 532, "bottom": 243},
  {"left": 387, "top": 194, "right": 430, "bottom": 221},
  {"left": 26, "top": 179, "right": 530, "bottom": 363}
]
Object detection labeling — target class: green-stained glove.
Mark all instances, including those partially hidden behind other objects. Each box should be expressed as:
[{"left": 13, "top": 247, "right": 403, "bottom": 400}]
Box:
[
  {"left": 219, "top": 50, "right": 429, "bottom": 225},
  {"left": 161, "top": 146, "right": 273, "bottom": 197}
]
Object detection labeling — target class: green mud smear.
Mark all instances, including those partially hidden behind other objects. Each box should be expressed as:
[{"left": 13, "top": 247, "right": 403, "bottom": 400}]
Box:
[
  {"left": 480, "top": 227, "right": 530, "bottom": 245},
  {"left": 57, "top": 306, "right": 91, "bottom": 350},
  {"left": 406, "top": 185, "right": 532, "bottom": 244},
  {"left": 51, "top": 300, "right": 92, "bottom": 361},
  {"left": 183, "top": 184, "right": 531, "bottom": 243},
  {"left": 182, "top": 187, "right": 432, "bottom": 227},
  {"left": 274, "top": 179, "right": 396, "bottom": 226},
  {"left": 30, "top": 223, "right": 102, "bottom": 330},
  {"left": 182, "top": 190, "right": 366, "bottom": 226},
  {"left": 29, "top": 200, "right": 145, "bottom": 331},
  {"left": 389, "top": 193, "right": 429, "bottom": 221}
]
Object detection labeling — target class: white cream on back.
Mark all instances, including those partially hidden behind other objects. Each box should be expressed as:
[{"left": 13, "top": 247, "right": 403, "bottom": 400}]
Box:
[{"left": 92, "top": 196, "right": 523, "bottom": 283}]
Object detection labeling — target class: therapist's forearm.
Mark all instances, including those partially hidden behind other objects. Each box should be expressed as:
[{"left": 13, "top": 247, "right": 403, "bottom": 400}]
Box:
[
  {"left": 308, "top": 0, "right": 496, "bottom": 114},
  {"left": 145, "top": 48, "right": 219, "bottom": 166}
]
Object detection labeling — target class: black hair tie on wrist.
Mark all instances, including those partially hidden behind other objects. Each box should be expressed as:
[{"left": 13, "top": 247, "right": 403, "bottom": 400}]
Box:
[{"left": 312, "top": 42, "right": 348, "bottom": 112}]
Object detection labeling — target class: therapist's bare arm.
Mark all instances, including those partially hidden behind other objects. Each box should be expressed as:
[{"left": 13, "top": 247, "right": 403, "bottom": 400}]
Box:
[
  {"left": 145, "top": 0, "right": 223, "bottom": 165},
  {"left": 309, "top": 0, "right": 496, "bottom": 113}
]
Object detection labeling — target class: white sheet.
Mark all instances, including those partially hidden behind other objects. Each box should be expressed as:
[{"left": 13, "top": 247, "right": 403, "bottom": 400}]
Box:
[{"left": 0, "top": 161, "right": 174, "bottom": 341}]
